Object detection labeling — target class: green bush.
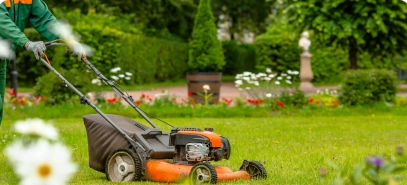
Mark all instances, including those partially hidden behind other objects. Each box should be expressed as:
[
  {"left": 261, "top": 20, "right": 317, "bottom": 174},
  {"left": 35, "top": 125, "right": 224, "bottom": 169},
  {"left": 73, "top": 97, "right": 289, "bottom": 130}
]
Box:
[
  {"left": 255, "top": 23, "right": 301, "bottom": 73},
  {"left": 188, "top": 0, "right": 225, "bottom": 72},
  {"left": 222, "top": 40, "right": 257, "bottom": 75},
  {"left": 338, "top": 69, "right": 398, "bottom": 106},
  {"left": 26, "top": 9, "right": 188, "bottom": 103},
  {"left": 120, "top": 35, "right": 189, "bottom": 84}
]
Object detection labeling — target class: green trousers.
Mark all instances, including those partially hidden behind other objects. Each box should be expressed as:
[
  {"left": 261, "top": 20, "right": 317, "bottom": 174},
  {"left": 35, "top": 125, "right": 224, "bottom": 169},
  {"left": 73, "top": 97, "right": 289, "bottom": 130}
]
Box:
[{"left": 0, "top": 61, "right": 7, "bottom": 125}]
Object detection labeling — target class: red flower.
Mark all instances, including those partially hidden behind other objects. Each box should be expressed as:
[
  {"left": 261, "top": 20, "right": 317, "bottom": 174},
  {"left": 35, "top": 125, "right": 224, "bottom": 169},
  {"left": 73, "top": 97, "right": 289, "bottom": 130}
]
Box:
[
  {"left": 278, "top": 102, "right": 284, "bottom": 107},
  {"left": 42, "top": 96, "right": 47, "bottom": 101},
  {"left": 188, "top": 92, "right": 193, "bottom": 97},
  {"left": 315, "top": 100, "right": 320, "bottom": 104},
  {"left": 308, "top": 98, "right": 314, "bottom": 103},
  {"left": 107, "top": 97, "right": 117, "bottom": 103},
  {"left": 141, "top": 93, "right": 146, "bottom": 98},
  {"left": 135, "top": 101, "right": 141, "bottom": 105},
  {"left": 8, "top": 88, "right": 16, "bottom": 97},
  {"left": 222, "top": 97, "right": 232, "bottom": 105},
  {"left": 19, "top": 99, "right": 25, "bottom": 104}
]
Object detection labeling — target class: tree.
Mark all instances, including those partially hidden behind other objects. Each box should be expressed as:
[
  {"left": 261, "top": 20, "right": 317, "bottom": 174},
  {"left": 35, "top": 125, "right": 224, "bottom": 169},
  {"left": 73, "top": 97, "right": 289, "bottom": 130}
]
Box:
[
  {"left": 188, "top": 0, "right": 225, "bottom": 72},
  {"left": 285, "top": 0, "right": 407, "bottom": 69},
  {"left": 211, "top": 0, "right": 274, "bottom": 41}
]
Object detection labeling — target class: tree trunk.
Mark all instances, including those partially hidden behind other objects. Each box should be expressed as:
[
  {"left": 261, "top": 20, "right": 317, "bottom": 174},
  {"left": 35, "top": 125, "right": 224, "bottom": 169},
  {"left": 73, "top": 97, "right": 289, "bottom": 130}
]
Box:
[{"left": 349, "top": 40, "right": 358, "bottom": 70}]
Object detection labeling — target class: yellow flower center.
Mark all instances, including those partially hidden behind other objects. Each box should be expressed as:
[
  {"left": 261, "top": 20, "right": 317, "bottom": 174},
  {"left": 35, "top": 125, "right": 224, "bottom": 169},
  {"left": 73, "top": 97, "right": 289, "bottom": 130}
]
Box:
[{"left": 38, "top": 163, "right": 52, "bottom": 178}]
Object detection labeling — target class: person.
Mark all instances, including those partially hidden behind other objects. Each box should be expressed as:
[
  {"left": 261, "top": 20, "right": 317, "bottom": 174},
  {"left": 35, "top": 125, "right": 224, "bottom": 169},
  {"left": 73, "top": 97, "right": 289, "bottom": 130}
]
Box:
[{"left": 0, "top": 0, "right": 85, "bottom": 124}]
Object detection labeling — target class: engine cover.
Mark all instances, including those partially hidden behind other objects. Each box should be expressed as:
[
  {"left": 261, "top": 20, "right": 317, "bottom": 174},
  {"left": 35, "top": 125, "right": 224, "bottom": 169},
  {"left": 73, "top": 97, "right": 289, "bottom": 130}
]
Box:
[{"left": 185, "top": 143, "right": 209, "bottom": 162}]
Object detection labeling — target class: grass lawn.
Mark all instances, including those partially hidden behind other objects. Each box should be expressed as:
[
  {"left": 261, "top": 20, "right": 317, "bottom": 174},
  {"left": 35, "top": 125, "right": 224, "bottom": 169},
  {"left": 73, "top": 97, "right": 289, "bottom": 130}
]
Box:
[{"left": 1, "top": 116, "right": 407, "bottom": 184}]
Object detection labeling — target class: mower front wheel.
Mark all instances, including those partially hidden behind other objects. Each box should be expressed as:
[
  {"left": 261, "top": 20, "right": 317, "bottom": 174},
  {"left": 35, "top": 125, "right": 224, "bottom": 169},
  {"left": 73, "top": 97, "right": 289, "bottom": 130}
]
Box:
[
  {"left": 239, "top": 160, "right": 267, "bottom": 180},
  {"left": 105, "top": 148, "right": 142, "bottom": 182},
  {"left": 189, "top": 162, "right": 217, "bottom": 184}
]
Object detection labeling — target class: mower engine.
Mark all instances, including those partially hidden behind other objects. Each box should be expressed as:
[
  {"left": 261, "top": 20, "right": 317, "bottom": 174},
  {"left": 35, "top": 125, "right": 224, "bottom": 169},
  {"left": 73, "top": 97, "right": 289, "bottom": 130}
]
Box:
[{"left": 170, "top": 127, "right": 231, "bottom": 164}]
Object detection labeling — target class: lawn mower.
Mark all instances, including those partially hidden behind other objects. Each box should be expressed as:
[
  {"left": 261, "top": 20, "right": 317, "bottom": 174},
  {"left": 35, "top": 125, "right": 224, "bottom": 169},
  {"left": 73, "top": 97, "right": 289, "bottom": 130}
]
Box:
[{"left": 39, "top": 41, "right": 267, "bottom": 184}]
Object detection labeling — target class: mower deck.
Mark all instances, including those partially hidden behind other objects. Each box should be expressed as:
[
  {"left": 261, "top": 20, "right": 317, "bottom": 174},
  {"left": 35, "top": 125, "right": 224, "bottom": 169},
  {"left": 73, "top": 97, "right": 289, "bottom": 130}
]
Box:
[{"left": 145, "top": 160, "right": 250, "bottom": 183}]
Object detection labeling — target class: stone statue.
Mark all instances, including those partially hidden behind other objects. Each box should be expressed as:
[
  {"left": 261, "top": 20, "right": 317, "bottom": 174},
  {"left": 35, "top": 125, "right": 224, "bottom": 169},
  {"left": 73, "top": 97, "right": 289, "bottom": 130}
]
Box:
[{"left": 298, "top": 31, "right": 311, "bottom": 54}]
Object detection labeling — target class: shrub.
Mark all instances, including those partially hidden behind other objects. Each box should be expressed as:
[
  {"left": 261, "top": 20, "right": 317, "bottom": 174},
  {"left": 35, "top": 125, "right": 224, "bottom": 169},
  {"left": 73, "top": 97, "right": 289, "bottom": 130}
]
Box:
[
  {"left": 255, "top": 23, "right": 301, "bottom": 74},
  {"left": 222, "top": 40, "right": 257, "bottom": 75},
  {"left": 188, "top": 0, "right": 225, "bottom": 72},
  {"left": 338, "top": 69, "right": 398, "bottom": 106}
]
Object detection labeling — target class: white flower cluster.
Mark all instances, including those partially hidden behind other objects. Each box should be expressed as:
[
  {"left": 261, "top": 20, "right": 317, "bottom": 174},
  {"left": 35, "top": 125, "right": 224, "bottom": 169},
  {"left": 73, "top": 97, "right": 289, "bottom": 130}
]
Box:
[
  {"left": 109, "top": 67, "right": 132, "bottom": 81},
  {"left": 316, "top": 89, "right": 338, "bottom": 96},
  {"left": 4, "top": 119, "right": 77, "bottom": 185},
  {"left": 234, "top": 68, "right": 299, "bottom": 88}
]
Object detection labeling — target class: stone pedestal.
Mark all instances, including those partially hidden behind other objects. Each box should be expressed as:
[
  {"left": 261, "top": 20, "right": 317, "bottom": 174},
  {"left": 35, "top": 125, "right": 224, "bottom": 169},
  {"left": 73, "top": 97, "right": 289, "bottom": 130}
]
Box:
[{"left": 299, "top": 53, "right": 314, "bottom": 91}]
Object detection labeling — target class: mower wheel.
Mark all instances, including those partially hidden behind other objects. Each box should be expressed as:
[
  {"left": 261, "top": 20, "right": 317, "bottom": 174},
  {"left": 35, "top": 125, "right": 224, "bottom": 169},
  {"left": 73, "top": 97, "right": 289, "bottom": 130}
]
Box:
[
  {"left": 105, "top": 148, "right": 142, "bottom": 182},
  {"left": 189, "top": 162, "right": 217, "bottom": 184},
  {"left": 239, "top": 160, "right": 267, "bottom": 180}
]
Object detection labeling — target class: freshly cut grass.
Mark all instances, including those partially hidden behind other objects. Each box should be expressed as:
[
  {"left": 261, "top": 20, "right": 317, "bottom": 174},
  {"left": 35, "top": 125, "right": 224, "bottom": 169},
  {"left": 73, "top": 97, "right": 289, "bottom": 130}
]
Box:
[{"left": 1, "top": 116, "right": 407, "bottom": 184}]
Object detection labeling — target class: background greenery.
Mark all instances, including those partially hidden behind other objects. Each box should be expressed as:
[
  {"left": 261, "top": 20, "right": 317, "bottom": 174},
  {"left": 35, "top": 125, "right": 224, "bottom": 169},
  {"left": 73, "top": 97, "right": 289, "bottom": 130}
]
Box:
[{"left": 6, "top": 0, "right": 407, "bottom": 104}]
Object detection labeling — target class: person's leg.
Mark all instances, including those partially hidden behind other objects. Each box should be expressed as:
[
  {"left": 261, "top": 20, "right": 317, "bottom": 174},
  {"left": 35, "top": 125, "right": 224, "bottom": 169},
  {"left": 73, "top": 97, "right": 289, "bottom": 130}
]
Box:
[{"left": 0, "top": 60, "right": 7, "bottom": 125}]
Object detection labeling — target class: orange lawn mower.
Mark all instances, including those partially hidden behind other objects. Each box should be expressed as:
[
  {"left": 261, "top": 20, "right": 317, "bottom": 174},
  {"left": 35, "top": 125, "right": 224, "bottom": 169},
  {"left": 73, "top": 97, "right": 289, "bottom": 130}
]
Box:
[{"left": 40, "top": 41, "right": 267, "bottom": 184}]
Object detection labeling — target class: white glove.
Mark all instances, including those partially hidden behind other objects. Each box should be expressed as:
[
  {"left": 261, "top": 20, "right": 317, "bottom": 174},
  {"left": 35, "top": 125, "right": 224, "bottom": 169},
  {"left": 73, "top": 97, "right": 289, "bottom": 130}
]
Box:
[{"left": 25, "top": 41, "right": 46, "bottom": 60}]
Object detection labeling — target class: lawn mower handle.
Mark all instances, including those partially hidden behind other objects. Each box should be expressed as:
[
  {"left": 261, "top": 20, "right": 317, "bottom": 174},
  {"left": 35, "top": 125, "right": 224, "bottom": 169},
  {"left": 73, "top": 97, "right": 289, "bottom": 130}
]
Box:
[{"left": 42, "top": 41, "right": 160, "bottom": 129}]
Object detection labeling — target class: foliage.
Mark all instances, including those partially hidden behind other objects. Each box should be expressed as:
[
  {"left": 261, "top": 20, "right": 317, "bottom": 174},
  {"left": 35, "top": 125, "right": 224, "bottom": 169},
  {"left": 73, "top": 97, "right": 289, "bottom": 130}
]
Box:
[
  {"left": 212, "top": 0, "right": 274, "bottom": 40},
  {"left": 33, "top": 64, "right": 93, "bottom": 105},
  {"left": 322, "top": 147, "right": 407, "bottom": 185},
  {"left": 255, "top": 22, "right": 301, "bottom": 73},
  {"left": 306, "top": 89, "right": 340, "bottom": 109},
  {"left": 120, "top": 35, "right": 189, "bottom": 84},
  {"left": 15, "top": 9, "right": 189, "bottom": 101},
  {"left": 222, "top": 40, "right": 257, "bottom": 75},
  {"left": 188, "top": 0, "right": 225, "bottom": 72},
  {"left": 285, "top": 0, "right": 407, "bottom": 69},
  {"left": 338, "top": 69, "right": 398, "bottom": 106}
]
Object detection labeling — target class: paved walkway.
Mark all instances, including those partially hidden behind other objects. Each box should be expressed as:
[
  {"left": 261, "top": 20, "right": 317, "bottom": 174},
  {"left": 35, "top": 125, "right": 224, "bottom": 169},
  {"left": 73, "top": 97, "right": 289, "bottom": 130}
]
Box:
[{"left": 16, "top": 82, "right": 407, "bottom": 100}]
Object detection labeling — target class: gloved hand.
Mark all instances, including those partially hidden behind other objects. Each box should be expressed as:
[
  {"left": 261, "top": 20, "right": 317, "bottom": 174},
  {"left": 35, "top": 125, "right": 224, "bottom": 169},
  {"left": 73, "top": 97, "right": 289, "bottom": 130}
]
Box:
[
  {"left": 68, "top": 40, "right": 85, "bottom": 61},
  {"left": 25, "top": 41, "right": 46, "bottom": 60}
]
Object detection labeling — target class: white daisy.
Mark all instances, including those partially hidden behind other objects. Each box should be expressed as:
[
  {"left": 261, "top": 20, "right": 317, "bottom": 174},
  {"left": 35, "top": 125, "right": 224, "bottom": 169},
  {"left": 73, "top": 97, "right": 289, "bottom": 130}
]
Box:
[
  {"left": 110, "top": 75, "right": 119, "bottom": 81},
  {"left": 91, "top": 78, "right": 101, "bottom": 86},
  {"left": 5, "top": 140, "right": 77, "bottom": 185},
  {"left": 124, "top": 77, "right": 131, "bottom": 81},
  {"left": 14, "top": 119, "right": 58, "bottom": 140},
  {"left": 234, "top": 80, "right": 243, "bottom": 86},
  {"left": 266, "top": 68, "right": 272, "bottom": 73},
  {"left": 266, "top": 93, "right": 272, "bottom": 98},
  {"left": 118, "top": 74, "right": 125, "bottom": 78},
  {"left": 243, "top": 72, "right": 252, "bottom": 76},
  {"left": 125, "top": 72, "right": 132, "bottom": 76},
  {"left": 110, "top": 67, "right": 121, "bottom": 73},
  {"left": 275, "top": 81, "right": 280, "bottom": 85}
]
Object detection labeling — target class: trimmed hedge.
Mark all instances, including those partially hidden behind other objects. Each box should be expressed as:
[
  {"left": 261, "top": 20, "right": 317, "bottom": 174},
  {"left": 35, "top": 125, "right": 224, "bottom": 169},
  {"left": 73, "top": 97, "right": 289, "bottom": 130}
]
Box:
[
  {"left": 338, "top": 69, "right": 398, "bottom": 106},
  {"left": 221, "top": 40, "right": 257, "bottom": 75},
  {"left": 11, "top": 9, "right": 189, "bottom": 103}
]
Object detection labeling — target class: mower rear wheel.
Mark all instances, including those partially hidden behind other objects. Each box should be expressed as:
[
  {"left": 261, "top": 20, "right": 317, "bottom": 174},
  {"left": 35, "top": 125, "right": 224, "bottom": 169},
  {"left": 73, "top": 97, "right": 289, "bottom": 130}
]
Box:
[
  {"left": 239, "top": 160, "right": 267, "bottom": 180},
  {"left": 105, "top": 148, "right": 141, "bottom": 182},
  {"left": 189, "top": 162, "right": 217, "bottom": 184}
]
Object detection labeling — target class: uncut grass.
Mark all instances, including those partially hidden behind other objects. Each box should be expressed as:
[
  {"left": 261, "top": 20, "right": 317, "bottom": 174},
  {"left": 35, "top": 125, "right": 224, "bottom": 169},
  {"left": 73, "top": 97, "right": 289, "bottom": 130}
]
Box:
[{"left": 1, "top": 116, "right": 407, "bottom": 184}]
